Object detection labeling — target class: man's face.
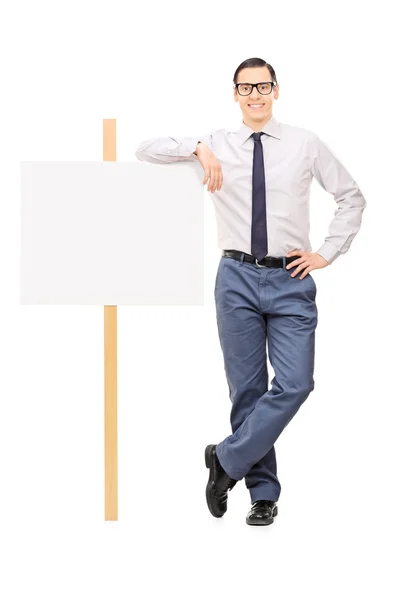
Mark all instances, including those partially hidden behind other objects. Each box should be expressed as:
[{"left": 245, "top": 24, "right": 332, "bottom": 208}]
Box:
[{"left": 233, "top": 66, "right": 279, "bottom": 124}]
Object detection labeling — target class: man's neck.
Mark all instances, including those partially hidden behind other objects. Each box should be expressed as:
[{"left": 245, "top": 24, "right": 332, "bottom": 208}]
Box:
[{"left": 243, "top": 112, "right": 273, "bottom": 132}]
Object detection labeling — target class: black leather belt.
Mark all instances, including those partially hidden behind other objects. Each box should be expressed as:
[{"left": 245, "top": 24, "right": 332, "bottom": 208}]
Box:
[{"left": 222, "top": 249, "right": 298, "bottom": 268}]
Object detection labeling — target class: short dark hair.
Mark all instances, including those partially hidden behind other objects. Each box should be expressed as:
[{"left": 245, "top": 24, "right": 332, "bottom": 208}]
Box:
[{"left": 233, "top": 58, "right": 278, "bottom": 86}]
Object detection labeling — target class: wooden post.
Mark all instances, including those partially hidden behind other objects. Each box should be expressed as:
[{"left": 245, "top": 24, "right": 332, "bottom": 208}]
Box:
[{"left": 103, "top": 119, "right": 118, "bottom": 521}]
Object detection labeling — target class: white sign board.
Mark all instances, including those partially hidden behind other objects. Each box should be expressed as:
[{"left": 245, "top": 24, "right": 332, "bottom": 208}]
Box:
[{"left": 20, "top": 161, "right": 205, "bottom": 305}]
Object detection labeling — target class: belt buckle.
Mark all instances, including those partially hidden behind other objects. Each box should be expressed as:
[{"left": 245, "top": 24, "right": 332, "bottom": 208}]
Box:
[{"left": 255, "top": 258, "right": 267, "bottom": 268}]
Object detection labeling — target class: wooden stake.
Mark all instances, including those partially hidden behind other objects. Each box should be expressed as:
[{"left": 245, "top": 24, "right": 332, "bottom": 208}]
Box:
[{"left": 103, "top": 119, "right": 118, "bottom": 521}]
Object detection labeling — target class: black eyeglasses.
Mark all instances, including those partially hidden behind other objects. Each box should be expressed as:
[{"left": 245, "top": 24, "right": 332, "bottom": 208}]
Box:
[{"left": 234, "top": 82, "right": 276, "bottom": 96}]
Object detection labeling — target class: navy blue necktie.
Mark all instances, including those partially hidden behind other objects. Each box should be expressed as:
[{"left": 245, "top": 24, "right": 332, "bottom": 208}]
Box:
[{"left": 251, "top": 132, "right": 268, "bottom": 261}]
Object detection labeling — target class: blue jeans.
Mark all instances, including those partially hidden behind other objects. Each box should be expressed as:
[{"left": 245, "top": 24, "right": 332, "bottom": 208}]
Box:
[{"left": 214, "top": 252, "right": 318, "bottom": 503}]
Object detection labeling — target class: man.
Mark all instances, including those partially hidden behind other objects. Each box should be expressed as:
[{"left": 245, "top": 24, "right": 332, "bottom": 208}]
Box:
[{"left": 135, "top": 57, "right": 367, "bottom": 526}]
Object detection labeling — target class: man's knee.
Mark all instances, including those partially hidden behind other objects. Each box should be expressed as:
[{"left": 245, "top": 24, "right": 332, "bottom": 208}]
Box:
[{"left": 290, "top": 376, "right": 315, "bottom": 399}]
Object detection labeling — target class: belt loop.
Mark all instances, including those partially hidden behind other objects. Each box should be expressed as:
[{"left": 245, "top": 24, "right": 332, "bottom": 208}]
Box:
[
  {"left": 282, "top": 255, "right": 286, "bottom": 269},
  {"left": 240, "top": 252, "right": 245, "bottom": 265}
]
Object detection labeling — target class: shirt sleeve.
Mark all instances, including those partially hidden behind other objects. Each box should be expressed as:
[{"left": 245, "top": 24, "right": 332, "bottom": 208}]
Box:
[
  {"left": 309, "top": 133, "right": 367, "bottom": 265},
  {"left": 135, "top": 133, "right": 213, "bottom": 163}
]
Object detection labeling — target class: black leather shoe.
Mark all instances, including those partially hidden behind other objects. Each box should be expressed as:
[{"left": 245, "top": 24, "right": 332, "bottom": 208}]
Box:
[
  {"left": 205, "top": 444, "right": 238, "bottom": 518},
  {"left": 246, "top": 500, "right": 278, "bottom": 526}
]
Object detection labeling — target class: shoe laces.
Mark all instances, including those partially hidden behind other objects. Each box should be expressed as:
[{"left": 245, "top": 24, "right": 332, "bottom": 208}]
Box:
[
  {"left": 227, "top": 477, "right": 237, "bottom": 490},
  {"left": 252, "top": 499, "right": 274, "bottom": 509}
]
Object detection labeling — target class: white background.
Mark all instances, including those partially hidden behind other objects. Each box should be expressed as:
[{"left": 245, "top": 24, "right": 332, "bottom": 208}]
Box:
[{"left": 1, "top": 0, "right": 399, "bottom": 598}]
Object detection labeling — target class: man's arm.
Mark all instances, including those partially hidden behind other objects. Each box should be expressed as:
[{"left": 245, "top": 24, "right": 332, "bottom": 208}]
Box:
[
  {"left": 309, "top": 133, "right": 367, "bottom": 265},
  {"left": 135, "top": 134, "right": 213, "bottom": 164}
]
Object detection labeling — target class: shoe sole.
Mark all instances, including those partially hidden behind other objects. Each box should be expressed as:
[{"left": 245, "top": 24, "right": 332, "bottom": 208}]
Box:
[
  {"left": 246, "top": 505, "right": 278, "bottom": 526},
  {"left": 205, "top": 444, "right": 224, "bottom": 518}
]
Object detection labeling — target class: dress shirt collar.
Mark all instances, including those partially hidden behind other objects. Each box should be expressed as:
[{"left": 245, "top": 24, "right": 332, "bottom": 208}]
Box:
[{"left": 237, "top": 114, "right": 281, "bottom": 145}]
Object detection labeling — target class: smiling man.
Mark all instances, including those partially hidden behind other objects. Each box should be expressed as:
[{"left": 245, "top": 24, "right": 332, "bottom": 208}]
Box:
[{"left": 135, "top": 57, "right": 367, "bottom": 526}]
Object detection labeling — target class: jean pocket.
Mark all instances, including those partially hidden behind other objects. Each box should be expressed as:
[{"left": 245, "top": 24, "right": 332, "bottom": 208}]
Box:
[
  {"left": 286, "top": 267, "right": 316, "bottom": 293},
  {"left": 214, "top": 260, "right": 224, "bottom": 295}
]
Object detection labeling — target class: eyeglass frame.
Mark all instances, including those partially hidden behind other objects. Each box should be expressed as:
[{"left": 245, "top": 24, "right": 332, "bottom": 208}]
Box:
[{"left": 234, "top": 81, "right": 276, "bottom": 96}]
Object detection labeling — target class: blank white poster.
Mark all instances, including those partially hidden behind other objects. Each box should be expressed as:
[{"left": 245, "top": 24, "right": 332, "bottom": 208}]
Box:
[{"left": 20, "top": 161, "right": 205, "bottom": 305}]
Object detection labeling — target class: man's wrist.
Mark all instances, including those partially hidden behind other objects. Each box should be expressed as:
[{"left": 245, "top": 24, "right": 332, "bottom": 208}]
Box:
[
  {"left": 193, "top": 141, "right": 202, "bottom": 156},
  {"left": 315, "top": 241, "right": 341, "bottom": 265}
]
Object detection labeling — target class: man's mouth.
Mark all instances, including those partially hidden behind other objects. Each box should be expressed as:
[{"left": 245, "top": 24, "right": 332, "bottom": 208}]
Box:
[{"left": 248, "top": 104, "right": 265, "bottom": 109}]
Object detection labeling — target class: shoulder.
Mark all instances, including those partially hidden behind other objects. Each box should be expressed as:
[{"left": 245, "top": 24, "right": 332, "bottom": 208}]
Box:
[
  {"left": 209, "top": 127, "right": 229, "bottom": 138},
  {"left": 278, "top": 120, "right": 317, "bottom": 143},
  {"left": 278, "top": 121, "right": 325, "bottom": 162}
]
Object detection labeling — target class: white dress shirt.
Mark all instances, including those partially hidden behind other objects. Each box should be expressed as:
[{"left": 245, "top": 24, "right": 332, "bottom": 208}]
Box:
[{"left": 135, "top": 115, "right": 366, "bottom": 264}]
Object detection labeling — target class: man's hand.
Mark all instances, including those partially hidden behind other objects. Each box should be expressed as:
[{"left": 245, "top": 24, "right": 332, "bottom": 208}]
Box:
[
  {"left": 195, "top": 142, "right": 223, "bottom": 192},
  {"left": 285, "top": 249, "right": 329, "bottom": 279}
]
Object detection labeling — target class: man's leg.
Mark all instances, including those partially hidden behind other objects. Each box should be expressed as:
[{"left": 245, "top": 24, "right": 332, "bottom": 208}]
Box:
[
  {"left": 214, "top": 255, "right": 281, "bottom": 502},
  {"left": 215, "top": 264, "right": 318, "bottom": 481}
]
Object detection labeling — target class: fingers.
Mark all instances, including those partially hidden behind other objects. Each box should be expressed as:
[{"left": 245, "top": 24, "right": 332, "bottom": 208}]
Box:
[
  {"left": 207, "top": 167, "right": 216, "bottom": 192},
  {"left": 203, "top": 166, "right": 223, "bottom": 192},
  {"left": 208, "top": 167, "right": 216, "bottom": 191},
  {"left": 286, "top": 258, "right": 301, "bottom": 269},
  {"left": 209, "top": 167, "right": 223, "bottom": 192},
  {"left": 286, "top": 258, "right": 310, "bottom": 278},
  {"left": 217, "top": 170, "right": 223, "bottom": 191},
  {"left": 298, "top": 269, "right": 312, "bottom": 280}
]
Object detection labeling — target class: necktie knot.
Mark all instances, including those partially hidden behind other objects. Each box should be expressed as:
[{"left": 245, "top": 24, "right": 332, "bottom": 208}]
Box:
[{"left": 252, "top": 132, "right": 265, "bottom": 142}]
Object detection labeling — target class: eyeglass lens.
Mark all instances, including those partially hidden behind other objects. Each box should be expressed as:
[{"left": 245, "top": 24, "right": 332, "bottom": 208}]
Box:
[{"left": 237, "top": 83, "right": 273, "bottom": 95}]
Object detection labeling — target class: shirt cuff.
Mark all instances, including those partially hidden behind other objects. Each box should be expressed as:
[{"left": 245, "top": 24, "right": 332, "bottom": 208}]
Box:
[
  {"left": 315, "top": 241, "right": 342, "bottom": 265},
  {"left": 179, "top": 137, "right": 201, "bottom": 156}
]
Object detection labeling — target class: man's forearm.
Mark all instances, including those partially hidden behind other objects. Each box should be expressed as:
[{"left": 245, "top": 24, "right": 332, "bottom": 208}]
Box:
[{"left": 135, "top": 135, "right": 212, "bottom": 163}]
